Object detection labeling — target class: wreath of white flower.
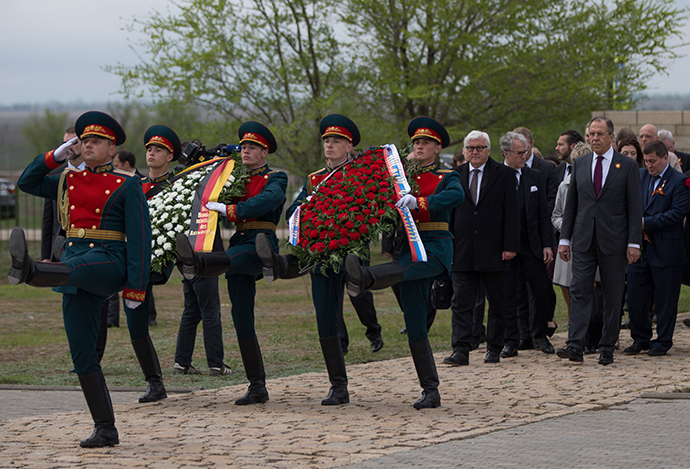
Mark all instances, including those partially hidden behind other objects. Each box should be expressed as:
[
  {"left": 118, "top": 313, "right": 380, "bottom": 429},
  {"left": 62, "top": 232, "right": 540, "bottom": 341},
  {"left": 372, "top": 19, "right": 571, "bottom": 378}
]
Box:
[{"left": 148, "top": 156, "right": 249, "bottom": 273}]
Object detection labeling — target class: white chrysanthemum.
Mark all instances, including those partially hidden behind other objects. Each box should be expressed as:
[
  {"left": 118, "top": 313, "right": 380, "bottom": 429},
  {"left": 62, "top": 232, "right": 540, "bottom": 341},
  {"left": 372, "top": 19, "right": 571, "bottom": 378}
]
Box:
[
  {"left": 157, "top": 235, "right": 166, "bottom": 245},
  {"left": 154, "top": 248, "right": 164, "bottom": 257},
  {"left": 167, "top": 230, "right": 176, "bottom": 238},
  {"left": 152, "top": 228, "right": 160, "bottom": 236},
  {"left": 163, "top": 242, "right": 172, "bottom": 251},
  {"left": 163, "top": 222, "right": 173, "bottom": 231}
]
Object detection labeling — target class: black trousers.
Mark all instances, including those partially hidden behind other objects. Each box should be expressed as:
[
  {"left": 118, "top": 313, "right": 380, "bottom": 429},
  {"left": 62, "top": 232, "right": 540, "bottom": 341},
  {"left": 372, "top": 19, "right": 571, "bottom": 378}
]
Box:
[{"left": 451, "top": 271, "right": 506, "bottom": 354}]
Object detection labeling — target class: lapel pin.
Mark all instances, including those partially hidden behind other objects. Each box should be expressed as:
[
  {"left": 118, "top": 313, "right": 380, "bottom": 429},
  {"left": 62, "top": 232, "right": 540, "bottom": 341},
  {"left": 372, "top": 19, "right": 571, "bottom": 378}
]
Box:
[{"left": 614, "top": 163, "right": 621, "bottom": 169}]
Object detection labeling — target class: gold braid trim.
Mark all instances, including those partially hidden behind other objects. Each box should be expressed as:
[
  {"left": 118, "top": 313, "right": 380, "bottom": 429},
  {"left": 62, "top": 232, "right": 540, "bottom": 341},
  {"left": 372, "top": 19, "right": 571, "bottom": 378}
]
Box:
[{"left": 57, "top": 168, "right": 71, "bottom": 231}]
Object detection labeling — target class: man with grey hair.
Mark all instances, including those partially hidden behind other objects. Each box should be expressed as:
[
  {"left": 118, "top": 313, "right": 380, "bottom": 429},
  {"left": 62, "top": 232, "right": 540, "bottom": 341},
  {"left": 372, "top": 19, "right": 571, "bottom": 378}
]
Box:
[
  {"left": 558, "top": 116, "right": 642, "bottom": 365},
  {"left": 499, "top": 132, "right": 555, "bottom": 358},
  {"left": 658, "top": 128, "right": 689, "bottom": 170},
  {"left": 445, "top": 130, "right": 520, "bottom": 365}
]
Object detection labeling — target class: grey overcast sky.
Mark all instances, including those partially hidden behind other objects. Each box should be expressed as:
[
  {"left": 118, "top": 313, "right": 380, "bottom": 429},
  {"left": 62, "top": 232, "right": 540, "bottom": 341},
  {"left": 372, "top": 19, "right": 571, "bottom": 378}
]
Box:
[{"left": 0, "top": 0, "right": 689, "bottom": 106}]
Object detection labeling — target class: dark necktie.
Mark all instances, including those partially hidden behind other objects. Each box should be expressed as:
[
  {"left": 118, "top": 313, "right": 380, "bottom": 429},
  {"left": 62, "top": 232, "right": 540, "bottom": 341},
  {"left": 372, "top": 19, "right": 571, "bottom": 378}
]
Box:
[
  {"left": 593, "top": 155, "right": 604, "bottom": 197},
  {"left": 566, "top": 165, "right": 571, "bottom": 177},
  {"left": 470, "top": 168, "right": 480, "bottom": 204},
  {"left": 649, "top": 175, "right": 660, "bottom": 196},
  {"left": 515, "top": 169, "right": 520, "bottom": 188}
]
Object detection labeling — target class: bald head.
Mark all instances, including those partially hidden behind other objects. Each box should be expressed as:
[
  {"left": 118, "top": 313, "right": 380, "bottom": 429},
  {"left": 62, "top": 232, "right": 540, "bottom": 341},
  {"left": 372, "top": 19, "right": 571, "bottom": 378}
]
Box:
[{"left": 639, "top": 124, "right": 658, "bottom": 147}]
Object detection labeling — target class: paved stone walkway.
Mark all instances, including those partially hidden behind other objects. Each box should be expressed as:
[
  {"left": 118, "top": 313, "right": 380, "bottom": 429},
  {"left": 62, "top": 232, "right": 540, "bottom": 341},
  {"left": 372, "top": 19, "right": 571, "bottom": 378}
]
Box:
[{"left": 2, "top": 314, "right": 690, "bottom": 467}]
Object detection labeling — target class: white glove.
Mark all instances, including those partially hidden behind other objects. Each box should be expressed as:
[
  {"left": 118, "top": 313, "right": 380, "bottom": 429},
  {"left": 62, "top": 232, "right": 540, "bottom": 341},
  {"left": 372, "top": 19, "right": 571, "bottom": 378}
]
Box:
[
  {"left": 306, "top": 195, "right": 313, "bottom": 202},
  {"left": 124, "top": 299, "right": 142, "bottom": 309},
  {"left": 54, "top": 137, "right": 79, "bottom": 162},
  {"left": 395, "top": 194, "right": 418, "bottom": 210},
  {"left": 206, "top": 201, "right": 227, "bottom": 214}
]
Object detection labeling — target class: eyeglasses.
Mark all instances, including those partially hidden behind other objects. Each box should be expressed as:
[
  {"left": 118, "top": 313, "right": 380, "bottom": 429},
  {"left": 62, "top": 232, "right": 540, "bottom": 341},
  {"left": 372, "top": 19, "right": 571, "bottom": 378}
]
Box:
[
  {"left": 510, "top": 150, "right": 528, "bottom": 156},
  {"left": 466, "top": 145, "right": 488, "bottom": 152}
]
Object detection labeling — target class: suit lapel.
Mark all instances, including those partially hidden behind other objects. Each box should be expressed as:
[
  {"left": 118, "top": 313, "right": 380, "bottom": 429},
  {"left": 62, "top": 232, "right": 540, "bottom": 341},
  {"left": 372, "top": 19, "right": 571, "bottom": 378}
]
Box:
[
  {"left": 578, "top": 153, "right": 596, "bottom": 199},
  {"left": 477, "top": 159, "right": 498, "bottom": 206}
]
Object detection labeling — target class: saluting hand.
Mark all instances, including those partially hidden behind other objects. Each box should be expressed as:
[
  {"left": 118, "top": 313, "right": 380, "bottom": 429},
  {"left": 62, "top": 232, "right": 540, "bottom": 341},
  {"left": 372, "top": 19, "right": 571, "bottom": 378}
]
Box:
[
  {"left": 206, "top": 202, "right": 227, "bottom": 215},
  {"left": 54, "top": 137, "right": 79, "bottom": 162},
  {"left": 395, "top": 194, "right": 418, "bottom": 210}
]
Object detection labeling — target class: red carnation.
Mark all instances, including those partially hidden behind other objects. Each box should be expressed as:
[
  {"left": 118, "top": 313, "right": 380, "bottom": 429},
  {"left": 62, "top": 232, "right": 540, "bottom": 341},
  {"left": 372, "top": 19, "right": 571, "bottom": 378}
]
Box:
[
  {"left": 370, "top": 217, "right": 379, "bottom": 225},
  {"left": 345, "top": 220, "right": 355, "bottom": 229},
  {"left": 328, "top": 240, "right": 339, "bottom": 250},
  {"left": 339, "top": 238, "right": 349, "bottom": 246},
  {"left": 359, "top": 225, "right": 369, "bottom": 234}
]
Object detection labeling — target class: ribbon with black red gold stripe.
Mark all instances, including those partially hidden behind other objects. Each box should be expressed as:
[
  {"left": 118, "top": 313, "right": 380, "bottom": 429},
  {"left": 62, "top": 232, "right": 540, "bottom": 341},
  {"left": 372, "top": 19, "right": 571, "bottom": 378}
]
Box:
[
  {"left": 383, "top": 144, "right": 427, "bottom": 262},
  {"left": 187, "top": 158, "right": 236, "bottom": 252}
]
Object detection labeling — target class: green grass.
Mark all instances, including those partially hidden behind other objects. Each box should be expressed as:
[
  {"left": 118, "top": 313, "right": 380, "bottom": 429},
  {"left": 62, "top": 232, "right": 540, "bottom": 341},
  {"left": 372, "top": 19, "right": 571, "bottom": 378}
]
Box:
[{"left": 1, "top": 251, "right": 689, "bottom": 389}]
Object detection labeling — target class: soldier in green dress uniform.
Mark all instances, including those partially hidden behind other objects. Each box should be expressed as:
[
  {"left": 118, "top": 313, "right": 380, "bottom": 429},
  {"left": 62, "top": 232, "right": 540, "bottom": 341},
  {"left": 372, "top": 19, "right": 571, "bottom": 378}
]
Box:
[
  {"left": 176, "top": 121, "right": 287, "bottom": 405},
  {"left": 255, "top": 114, "right": 361, "bottom": 406},
  {"left": 9, "top": 111, "right": 151, "bottom": 447},
  {"left": 345, "top": 116, "right": 464, "bottom": 409}
]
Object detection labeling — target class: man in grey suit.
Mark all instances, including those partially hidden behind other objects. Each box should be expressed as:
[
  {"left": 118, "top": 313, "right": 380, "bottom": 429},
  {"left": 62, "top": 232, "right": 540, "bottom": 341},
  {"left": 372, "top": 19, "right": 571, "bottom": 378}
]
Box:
[{"left": 557, "top": 116, "right": 642, "bottom": 365}]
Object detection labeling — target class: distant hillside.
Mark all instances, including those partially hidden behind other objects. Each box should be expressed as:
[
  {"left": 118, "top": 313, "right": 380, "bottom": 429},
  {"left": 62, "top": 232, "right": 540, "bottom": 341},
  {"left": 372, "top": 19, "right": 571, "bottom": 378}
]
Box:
[{"left": 635, "top": 94, "right": 690, "bottom": 110}]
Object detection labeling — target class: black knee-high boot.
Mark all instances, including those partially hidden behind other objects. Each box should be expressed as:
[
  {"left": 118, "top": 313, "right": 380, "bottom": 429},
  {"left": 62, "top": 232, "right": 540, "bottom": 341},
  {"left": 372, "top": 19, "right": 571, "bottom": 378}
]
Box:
[
  {"left": 255, "top": 232, "right": 309, "bottom": 281},
  {"left": 78, "top": 371, "right": 119, "bottom": 448},
  {"left": 409, "top": 339, "right": 441, "bottom": 409},
  {"left": 345, "top": 253, "right": 404, "bottom": 296},
  {"left": 175, "top": 233, "right": 232, "bottom": 280},
  {"left": 235, "top": 336, "right": 269, "bottom": 405},
  {"left": 8, "top": 227, "right": 70, "bottom": 286},
  {"left": 319, "top": 335, "right": 349, "bottom": 405},
  {"left": 132, "top": 336, "right": 168, "bottom": 403}
]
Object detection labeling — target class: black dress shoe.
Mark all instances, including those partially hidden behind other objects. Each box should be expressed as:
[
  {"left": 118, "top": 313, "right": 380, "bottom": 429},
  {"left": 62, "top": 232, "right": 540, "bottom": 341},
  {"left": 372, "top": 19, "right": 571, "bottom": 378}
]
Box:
[
  {"left": 413, "top": 389, "right": 441, "bottom": 409},
  {"left": 517, "top": 338, "right": 535, "bottom": 350},
  {"left": 322, "top": 386, "right": 349, "bottom": 405},
  {"left": 484, "top": 350, "right": 500, "bottom": 363},
  {"left": 79, "top": 425, "right": 119, "bottom": 448},
  {"left": 647, "top": 347, "right": 667, "bottom": 356},
  {"left": 443, "top": 350, "right": 469, "bottom": 366},
  {"left": 598, "top": 351, "right": 614, "bottom": 365},
  {"left": 623, "top": 343, "right": 650, "bottom": 355},
  {"left": 584, "top": 345, "right": 598, "bottom": 354},
  {"left": 370, "top": 336, "right": 384, "bottom": 353},
  {"left": 683, "top": 318, "right": 690, "bottom": 328},
  {"left": 556, "top": 346, "right": 583, "bottom": 362},
  {"left": 500, "top": 344, "right": 518, "bottom": 358},
  {"left": 535, "top": 337, "right": 555, "bottom": 354}
]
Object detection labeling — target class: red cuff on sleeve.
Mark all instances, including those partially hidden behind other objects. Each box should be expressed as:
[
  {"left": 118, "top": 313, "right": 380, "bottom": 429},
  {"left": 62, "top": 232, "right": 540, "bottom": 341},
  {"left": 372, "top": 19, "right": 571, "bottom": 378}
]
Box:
[
  {"left": 227, "top": 205, "right": 238, "bottom": 223},
  {"left": 44, "top": 150, "right": 63, "bottom": 170},
  {"left": 123, "top": 288, "right": 146, "bottom": 302}
]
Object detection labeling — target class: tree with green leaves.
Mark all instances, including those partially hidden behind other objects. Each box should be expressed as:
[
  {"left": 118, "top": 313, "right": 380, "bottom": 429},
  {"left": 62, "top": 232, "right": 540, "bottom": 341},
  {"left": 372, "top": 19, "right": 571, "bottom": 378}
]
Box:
[
  {"left": 342, "top": 0, "right": 687, "bottom": 149},
  {"left": 108, "top": 0, "right": 353, "bottom": 176},
  {"left": 110, "top": 0, "right": 687, "bottom": 165}
]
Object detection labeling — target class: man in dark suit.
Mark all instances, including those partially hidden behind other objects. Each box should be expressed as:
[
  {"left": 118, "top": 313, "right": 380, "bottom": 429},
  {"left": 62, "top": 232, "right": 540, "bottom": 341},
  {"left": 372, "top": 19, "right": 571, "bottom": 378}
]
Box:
[
  {"left": 624, "top": 140, "right": 689, "bottom": 356},
  {"left": 513, "top": 127, "right": 559, "bottom": 345},
  {"left": 445, "top": 130, "right": 520, "bottom": 365},
  {"left": 499, "top": 132, "right": 555, "bottom": 358},
  {"left": 555, "top": 130, "right": 585, "bottom": 184},
  {"left": 557, "top": 116, "right": 642, "bottom": 365},
  {"left": 514, "top": 127, "right": 559, "bottom": 214}
]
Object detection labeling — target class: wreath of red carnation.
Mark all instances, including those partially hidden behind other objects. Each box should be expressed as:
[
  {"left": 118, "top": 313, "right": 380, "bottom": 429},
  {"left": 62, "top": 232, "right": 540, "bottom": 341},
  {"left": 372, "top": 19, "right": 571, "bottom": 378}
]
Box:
[{"left": 289, "top": 146, "right": 416, "bottom": 272}]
